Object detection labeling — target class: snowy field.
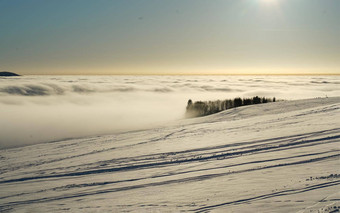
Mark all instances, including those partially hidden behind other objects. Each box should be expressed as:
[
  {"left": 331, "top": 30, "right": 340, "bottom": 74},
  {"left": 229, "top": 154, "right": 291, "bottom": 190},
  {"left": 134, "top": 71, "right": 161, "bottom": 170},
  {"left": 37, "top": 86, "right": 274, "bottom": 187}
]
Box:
[{"left": 0, "top": 75, "right": 340, "bottom": 212}]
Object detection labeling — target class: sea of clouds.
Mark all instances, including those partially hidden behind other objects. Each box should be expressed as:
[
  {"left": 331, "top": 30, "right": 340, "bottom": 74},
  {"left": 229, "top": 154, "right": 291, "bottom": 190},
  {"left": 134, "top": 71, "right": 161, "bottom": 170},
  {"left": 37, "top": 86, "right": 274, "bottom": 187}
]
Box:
[{"left": 0, "top": 75, "right": 339, "bottom": 148}]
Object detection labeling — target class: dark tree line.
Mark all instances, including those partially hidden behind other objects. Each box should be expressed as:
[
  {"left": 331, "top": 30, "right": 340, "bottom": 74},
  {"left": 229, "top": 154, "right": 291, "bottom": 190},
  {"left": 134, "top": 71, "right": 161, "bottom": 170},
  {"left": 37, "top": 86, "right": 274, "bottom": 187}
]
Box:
[{"left": 186, "top": 96, "right": 276, "bottom": 118}]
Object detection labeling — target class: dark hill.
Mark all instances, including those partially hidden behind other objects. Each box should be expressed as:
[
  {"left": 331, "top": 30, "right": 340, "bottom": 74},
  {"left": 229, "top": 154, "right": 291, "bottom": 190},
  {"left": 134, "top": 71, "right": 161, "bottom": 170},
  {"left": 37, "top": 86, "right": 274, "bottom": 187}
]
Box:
[{"left": 0, "top": 71, "right": 20, "bottom": 76}]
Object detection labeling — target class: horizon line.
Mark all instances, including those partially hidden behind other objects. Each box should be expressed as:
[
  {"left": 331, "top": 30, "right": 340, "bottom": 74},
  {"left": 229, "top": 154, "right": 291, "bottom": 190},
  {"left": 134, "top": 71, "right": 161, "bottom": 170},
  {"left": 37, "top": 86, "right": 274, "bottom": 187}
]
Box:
[{"left": 20, "top": 73, "right": 340, "bottom": 76}]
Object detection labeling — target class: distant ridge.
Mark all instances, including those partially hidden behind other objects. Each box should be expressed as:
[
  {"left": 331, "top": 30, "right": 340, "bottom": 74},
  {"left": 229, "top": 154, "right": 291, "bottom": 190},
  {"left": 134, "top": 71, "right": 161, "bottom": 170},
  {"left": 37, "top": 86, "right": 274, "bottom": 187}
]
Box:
[{"left": 0, "top": 71, "right": 20, "bottom": 76}]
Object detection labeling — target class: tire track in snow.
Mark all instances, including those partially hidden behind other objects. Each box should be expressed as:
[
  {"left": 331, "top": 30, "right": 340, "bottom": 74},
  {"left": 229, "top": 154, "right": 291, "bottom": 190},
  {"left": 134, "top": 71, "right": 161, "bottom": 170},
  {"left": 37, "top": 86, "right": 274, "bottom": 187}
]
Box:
[
  {"left": 1, "top": 127, "right": 337, "bottom": 178},
  {"left": 20, "top": 128, "right": 339, "bottom": 179},
  {"left": 0, "top": 133, "right": 339, "bottom": 184},
  {"left": 1, "top": 150, "right": 336, "bottom": 201},
  {"left": 192, "top": 180, "right": 340, "bottom": 212},
  {"left": 0, "top": 153, "right": 339, "bottom": 209}
]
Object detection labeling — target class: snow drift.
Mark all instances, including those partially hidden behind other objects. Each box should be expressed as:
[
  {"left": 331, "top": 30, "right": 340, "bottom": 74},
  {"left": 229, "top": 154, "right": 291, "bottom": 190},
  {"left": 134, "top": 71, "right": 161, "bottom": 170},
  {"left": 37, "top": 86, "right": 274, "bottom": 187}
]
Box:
[{"left": 0, "top": 97, "right": 339, "bottom": 212}]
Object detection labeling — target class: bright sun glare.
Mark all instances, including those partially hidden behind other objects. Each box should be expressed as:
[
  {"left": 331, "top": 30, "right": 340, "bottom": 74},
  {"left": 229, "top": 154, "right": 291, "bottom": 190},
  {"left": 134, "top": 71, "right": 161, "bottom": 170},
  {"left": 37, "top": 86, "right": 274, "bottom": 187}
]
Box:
[
  {"left": 259, "top": 0, "right": 279, "bottom": 8},
  {"left": 260, "top": 0, "right": 277, "bottom": 4}
]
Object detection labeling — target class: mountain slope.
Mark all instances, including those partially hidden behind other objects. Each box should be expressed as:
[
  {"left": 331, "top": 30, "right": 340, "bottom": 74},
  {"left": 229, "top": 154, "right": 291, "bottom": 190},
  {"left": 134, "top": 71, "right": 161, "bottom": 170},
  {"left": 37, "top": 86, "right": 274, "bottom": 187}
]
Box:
[
  {"left": 0, "top": 72, "right": 20, "bottom": 76},
  {"left": 0, "top": 97, "right": 339, "bottom": 212}
]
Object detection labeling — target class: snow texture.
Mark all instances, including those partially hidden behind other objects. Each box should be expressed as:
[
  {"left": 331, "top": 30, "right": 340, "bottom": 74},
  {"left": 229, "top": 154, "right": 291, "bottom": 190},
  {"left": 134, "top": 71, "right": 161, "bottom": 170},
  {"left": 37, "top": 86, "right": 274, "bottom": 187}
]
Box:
[{"left": 1, "top": 96, "right": 339, "bottom": 212}]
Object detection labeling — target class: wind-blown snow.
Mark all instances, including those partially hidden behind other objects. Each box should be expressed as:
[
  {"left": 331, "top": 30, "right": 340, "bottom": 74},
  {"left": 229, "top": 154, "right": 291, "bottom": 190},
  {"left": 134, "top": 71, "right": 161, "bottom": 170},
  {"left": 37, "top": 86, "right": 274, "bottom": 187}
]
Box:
[
  {"left": 0, "top": 75, "right": 339, "bottom": 148},
  {"left": 0, "top": 97, "right": 339, "bottom": 212}
]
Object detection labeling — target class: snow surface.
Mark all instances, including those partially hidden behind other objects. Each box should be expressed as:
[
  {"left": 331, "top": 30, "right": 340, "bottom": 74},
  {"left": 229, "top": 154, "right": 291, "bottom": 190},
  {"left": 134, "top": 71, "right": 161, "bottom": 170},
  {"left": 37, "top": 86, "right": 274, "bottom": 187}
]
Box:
[{"left": 0, "top": 97, "right": 340, "bottom": 212}]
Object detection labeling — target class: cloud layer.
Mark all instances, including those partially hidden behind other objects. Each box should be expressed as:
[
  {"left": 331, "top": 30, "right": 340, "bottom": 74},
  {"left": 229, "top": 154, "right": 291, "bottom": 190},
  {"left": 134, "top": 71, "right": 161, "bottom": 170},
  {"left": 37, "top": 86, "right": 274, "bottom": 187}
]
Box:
[{"left": 0, "top": 75, "right": 339, "bottom": 148}]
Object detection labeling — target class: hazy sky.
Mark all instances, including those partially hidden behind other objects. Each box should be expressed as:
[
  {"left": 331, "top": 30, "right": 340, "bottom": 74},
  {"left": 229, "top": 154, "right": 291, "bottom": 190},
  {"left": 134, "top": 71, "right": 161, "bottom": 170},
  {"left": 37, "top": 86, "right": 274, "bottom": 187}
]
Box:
[{"left": 1, "top": 0, "right": 340, "bottom": 75}]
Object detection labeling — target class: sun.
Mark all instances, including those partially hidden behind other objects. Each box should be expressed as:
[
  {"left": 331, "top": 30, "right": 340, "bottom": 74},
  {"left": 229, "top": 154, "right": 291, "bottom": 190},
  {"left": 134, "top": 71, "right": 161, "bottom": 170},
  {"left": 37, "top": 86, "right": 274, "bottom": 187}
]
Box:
[
  {"left": 258, "top": 0, "right": 280, "bottom": 8},
  {"left": 260, "top": 0, "right": 277, "bottom": 4}
]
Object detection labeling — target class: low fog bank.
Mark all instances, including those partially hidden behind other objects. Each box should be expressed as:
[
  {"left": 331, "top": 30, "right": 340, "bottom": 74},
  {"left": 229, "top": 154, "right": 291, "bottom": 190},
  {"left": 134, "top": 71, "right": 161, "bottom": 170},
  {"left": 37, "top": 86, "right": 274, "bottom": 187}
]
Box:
[
  {"left": 0, "top": 92, "right": 185, "bottom": 149},
  {"left": 0, "top": 75, "right": 339, "bottom": 148}
]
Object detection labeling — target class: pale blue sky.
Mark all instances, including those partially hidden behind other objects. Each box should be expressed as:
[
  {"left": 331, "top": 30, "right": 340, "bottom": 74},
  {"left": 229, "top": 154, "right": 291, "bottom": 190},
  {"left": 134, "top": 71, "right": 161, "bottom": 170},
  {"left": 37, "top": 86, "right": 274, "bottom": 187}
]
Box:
[{"left": 1, "top": 0, "right": 339, "bottom": 75}]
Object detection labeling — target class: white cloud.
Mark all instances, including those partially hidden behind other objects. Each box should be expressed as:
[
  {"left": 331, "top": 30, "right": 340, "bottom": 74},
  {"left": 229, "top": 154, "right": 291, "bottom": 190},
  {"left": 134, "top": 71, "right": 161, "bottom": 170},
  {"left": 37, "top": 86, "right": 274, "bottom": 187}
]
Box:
[{"left": 0, "top": 75, "right": 339, "bottom": 148}]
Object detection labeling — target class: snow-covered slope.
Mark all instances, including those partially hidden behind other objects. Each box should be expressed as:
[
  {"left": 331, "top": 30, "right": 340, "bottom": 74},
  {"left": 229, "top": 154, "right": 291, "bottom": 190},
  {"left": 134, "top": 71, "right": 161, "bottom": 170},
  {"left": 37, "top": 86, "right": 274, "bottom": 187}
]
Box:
[{"left": 1, "top": 97, "right": 339, "bottom": 212}]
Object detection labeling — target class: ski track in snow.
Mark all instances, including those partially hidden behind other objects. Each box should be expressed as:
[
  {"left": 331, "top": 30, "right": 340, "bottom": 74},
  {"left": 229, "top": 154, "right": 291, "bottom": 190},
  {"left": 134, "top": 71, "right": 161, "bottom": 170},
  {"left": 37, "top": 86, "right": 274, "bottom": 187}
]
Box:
[{"left": 1, "top": 97, "right": 340, "bottom": 212}]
